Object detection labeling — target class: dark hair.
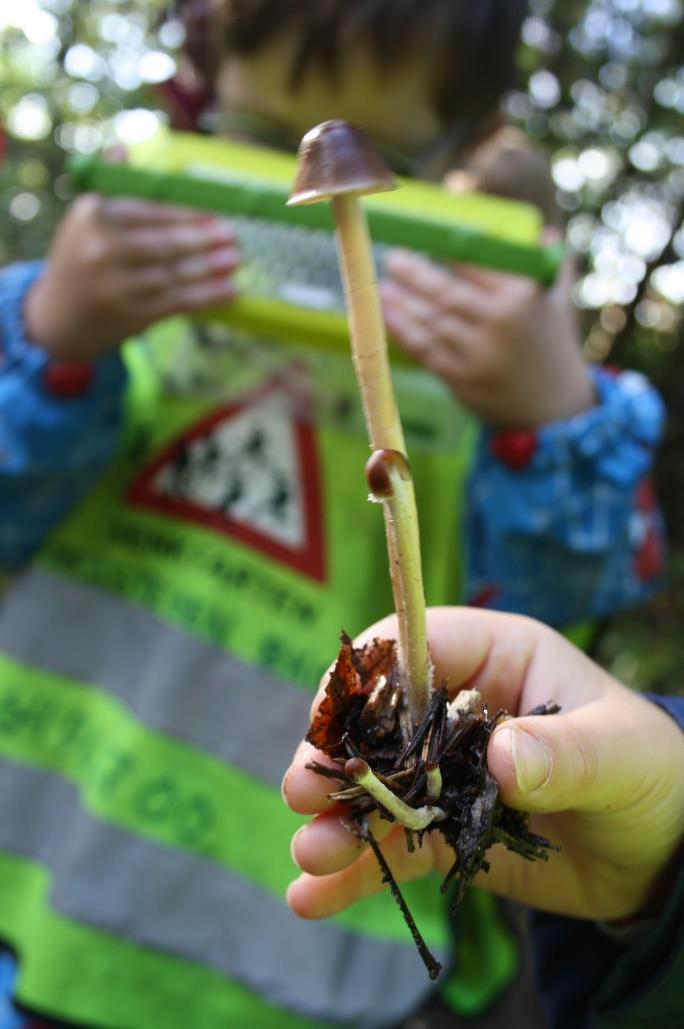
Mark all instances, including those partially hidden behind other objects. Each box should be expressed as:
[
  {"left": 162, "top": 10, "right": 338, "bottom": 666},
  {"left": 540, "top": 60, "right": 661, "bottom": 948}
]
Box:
[{"left": 214, "top": 0, "right": 528, "bottom": 129}]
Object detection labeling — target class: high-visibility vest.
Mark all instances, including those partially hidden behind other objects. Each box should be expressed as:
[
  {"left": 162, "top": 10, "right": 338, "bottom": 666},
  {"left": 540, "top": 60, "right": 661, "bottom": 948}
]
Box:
[{"left": 0, "top": 319, "right": 517, "bottom": 1028}]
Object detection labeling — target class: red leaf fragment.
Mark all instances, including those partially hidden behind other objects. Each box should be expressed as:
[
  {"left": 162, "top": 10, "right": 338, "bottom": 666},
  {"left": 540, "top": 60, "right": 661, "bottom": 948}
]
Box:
[{"left": 307, "top": 633, "right": 398, "bottom": 755}]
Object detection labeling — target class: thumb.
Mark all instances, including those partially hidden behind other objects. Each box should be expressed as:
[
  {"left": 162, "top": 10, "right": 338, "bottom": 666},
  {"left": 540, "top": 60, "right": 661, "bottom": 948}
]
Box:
[{"left": 488, "top": 711, "right": 605, "bottom": 814}]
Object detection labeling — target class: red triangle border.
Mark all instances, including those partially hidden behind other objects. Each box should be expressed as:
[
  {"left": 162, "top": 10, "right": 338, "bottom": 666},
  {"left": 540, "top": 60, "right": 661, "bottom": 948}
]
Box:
[{"left": 125, "top": 381, "right": 327, "bottom": 584}]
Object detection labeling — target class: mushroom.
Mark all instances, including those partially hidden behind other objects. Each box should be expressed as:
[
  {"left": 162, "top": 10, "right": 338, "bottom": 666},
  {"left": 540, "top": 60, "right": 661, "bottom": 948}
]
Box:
[{"left": 289, "top": 120, "right": 432, "bottom": 724}]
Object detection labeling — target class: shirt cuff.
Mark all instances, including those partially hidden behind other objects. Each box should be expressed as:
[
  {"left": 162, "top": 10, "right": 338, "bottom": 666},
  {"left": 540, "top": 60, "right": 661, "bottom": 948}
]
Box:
[
  {"left": 0, "top": 260, "right": 125, "bottom": 395},
  {"left": 0, "top": 261, "right": 127, "bottom": 473},
  {"left": 466, "top": 366, "right": 665, "bottom": 623},
  {"left": 482, "top": 366, "right": 665, "bottom": 488}
]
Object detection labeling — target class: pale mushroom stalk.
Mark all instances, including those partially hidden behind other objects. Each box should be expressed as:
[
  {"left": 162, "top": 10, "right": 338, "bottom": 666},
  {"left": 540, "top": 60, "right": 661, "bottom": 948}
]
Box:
[
  {"left": 288, "top": 120, "right": 433, "bottom": 724},
  {"left": 345, "top": 759, "right": 446, "bottom": 832},
  {"left": 365, "top": 450, "right": 431, "bottom": 725},
  {"left": 330, "top": 195, "right": 404, "bottom": 454}
]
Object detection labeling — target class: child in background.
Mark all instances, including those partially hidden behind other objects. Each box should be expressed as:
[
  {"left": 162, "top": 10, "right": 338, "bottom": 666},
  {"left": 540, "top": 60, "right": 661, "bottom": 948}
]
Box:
[{"left": 0, "top": 2, "right": 665, "bottom": 1026}]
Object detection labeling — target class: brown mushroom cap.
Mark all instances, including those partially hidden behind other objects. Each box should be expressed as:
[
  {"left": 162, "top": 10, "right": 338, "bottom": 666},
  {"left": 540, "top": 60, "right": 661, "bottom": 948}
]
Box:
[{"left": 288, "top": 119, "right": 396, "bottom": 207}]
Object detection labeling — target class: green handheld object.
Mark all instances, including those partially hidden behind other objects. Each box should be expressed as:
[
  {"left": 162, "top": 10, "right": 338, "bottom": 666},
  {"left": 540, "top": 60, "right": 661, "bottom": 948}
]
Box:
[{"left": 68, "top": 130, "right": 563, "bottom": 350}]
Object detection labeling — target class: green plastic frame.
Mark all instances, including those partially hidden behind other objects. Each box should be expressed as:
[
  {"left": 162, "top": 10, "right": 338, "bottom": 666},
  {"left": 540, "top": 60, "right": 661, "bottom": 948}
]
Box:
[{"left": 69, "top": 143, "right": 562, "bottom": 286}]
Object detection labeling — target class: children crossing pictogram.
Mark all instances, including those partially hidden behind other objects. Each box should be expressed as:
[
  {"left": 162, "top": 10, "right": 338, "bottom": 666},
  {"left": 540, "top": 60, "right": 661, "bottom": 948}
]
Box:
[{"left": 127, "top": 381, "right": 327, "bottom": 582}]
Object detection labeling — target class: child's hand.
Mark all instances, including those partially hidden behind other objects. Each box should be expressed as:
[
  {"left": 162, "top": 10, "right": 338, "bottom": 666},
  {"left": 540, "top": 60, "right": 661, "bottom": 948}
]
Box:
[
  {"left": 283, "top": 608, "right": 684, "bottom": 924},
  {"left": 381, "top": 247, "right": 594, "bottom": 428},
  {"left": 24, "top": 195, "right": 240, "bottom": 362}
]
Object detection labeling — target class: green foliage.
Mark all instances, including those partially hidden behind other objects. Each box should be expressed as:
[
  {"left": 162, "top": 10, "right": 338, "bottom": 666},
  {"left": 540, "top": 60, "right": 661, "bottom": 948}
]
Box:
[
  {"left": 512, "top": 0, "right": 684, "bottom": 693},
  {"left": 1, "top": 0, "right": 682, "bottom": 693},
  {"left": 0, "top": 0, "right": 169, "bottom": 261}
]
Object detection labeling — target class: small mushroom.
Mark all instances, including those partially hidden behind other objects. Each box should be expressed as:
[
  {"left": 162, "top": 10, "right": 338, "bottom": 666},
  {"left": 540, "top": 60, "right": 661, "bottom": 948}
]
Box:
[{"left": 287, "top": 120, "right": 396, "bottom": 207}]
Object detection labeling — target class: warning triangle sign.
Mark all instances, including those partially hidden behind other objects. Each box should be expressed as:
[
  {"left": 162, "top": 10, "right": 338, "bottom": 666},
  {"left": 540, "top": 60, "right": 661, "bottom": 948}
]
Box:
[{"left": 126, "top": 380, "right": 327, "bottom": 582}]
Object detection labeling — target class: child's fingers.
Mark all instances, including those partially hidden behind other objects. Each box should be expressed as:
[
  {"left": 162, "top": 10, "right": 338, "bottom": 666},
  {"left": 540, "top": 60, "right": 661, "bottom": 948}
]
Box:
[
  {"left": 428, "top": 608, "right": 558, "bottom": 715},
  {"left": 130, "top": 247, "right": 240, "bottom": 296},
  {"left": 384, "top": 300, "right": 439, "bottom": 357},
  {"left": 98, "top": 196, "right": 224, "bottom": 225},
  {"left": 170, "top": 276, "right": 239, "bottom": 312},
  {"left": 385, "top": 249, "right": 450, "bottom": 294},
  {"left": 287, "top": 825, "right": 442, "bottom": 919},
  {"left": 432, "top": 314, "right": 480, "bottom": 363},
  {"left": 487, "top": 689, "right": 656, "bottom": 817},
  {"left": 118, "top": 221, "right": 237, "bottom": 265},
  {"left": 381, "top": 279, "right": 435, "bottom": 325},
  {"left": 383, "top": 302, "right": 480, "bottom": 392},
  {"left": 282, "top": 742, "right": 344, "bottom": 815},
  {"left": 170, "top": 246, "right": 240, "bottom": 284},
  {"left": 355, "top": 608, "right": 544, "bottom": 717},
  {"left": 141, "top": 275, "right": 237, "bottom": 321},
  {"left": 385, "top": 250, "right": 488, "bottom": 321},
  {"left": 383, "top": 283, "right": 480, "bottom": 350},
  {"left": 383, "top": 289, "right": 473, "bottom": 358},
  {"left": 291, "top": 808, "right": 393, "bottom": 876},
  {"left": 448, "top": 261, "right": 509, "bottom": 289}
]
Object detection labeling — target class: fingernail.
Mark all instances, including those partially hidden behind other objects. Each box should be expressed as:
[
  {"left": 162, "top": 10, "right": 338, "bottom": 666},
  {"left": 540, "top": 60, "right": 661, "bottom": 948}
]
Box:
[
  {"left": 208, "top": 222, "right": 236, "bottom": 244},
  {"left": 210, "top": 247, "right": 240, "bottom": 269},
  {"left": 511, "top": 729, "right": 551, "bottom": 795},
  {"left": 386, "top": 249, "right": 413, "bottom": 272}
]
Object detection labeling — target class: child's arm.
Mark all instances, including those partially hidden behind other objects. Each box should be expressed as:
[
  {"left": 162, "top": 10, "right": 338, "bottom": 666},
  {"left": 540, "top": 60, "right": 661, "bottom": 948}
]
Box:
[
  {"left": 0, "top": 259, "right": 127, "bottom": 569},
  {"left": 466, "top": 365, "right": 665, "bottom": 624},
  {"left": 24, "top": 194, "right": 239, "bottom": 362},
  {"left": 381, "top": 251, "right": 665, "bottom": 624},
  {"left": 0, "top": 196, "right": 240, "bottom": 569}
]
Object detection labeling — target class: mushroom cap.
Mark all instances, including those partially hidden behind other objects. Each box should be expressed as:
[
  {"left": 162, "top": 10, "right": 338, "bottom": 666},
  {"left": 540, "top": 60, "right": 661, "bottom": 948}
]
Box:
[{"left": 288, "top": 119, "right": 396, "bottom": 206}]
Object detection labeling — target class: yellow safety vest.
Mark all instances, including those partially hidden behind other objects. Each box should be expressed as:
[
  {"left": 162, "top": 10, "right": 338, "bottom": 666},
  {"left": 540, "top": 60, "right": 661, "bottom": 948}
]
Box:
[{"left": 0, "top": 318, "right": 516, "bottom": 1027}]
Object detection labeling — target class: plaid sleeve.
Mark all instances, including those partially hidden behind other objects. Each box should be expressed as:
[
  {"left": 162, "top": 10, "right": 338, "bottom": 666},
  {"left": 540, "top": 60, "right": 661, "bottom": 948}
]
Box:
[
  {"left": 466, "top": 366, "right": 665, "bottom": 627},
  {"left": 0, "top": 262, "right": 127, "bottom": 569}
]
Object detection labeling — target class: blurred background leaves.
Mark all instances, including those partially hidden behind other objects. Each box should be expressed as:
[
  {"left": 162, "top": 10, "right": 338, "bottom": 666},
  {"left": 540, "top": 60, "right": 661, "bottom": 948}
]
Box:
[{"left": 1, "top": 0, "right": 682, "bottom": 693}]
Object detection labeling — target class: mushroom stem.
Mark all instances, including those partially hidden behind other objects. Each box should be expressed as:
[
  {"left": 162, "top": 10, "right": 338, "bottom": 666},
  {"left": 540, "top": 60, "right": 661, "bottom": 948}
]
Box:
[
  {"left": 345, "top": 759, "right": 446, "bottom": 832},
  {"left": 331, "top": 196, "right": 404, "bottom": 454},
  {"left": 366, "top": 450, "right": 432, "bottom": 723},
  {"left": 332, "top": 195, "right": 432, "bottom": 722},
  {"left": 425, "top": 764, "right": 443, "bottom": 804}
]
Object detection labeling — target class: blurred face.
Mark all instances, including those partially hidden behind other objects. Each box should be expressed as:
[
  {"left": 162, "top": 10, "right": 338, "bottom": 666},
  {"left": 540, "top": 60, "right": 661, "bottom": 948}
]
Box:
[{"left": 214, "top": 32, "right": 451, "bottom": 177}]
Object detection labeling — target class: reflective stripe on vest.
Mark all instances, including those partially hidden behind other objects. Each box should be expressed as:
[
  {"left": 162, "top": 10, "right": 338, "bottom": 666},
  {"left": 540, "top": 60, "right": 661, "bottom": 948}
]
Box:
[
  {"left": 0, "top": 330, "right": 515, "bottom": 1028},
  {"left": 0, "top": 849, "right": 328, "bottom": 1029},
  {"left": 0, "top": 568, "right": 310, "bottom": 788},
  {"left": 0, "top": 759, "right": 441, "bottom": 1027},
  {"left": 0, "top": 569, "right": 449, "bottom": 1027}
]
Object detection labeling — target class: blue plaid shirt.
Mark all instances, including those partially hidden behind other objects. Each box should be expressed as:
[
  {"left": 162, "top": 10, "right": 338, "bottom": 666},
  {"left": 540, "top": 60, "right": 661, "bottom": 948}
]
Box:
[
  {"left": 0, "top": 262, "right": 126, "bottom": 569},
  {"left": 467, "top": 365, "right": 665, "bottom": 624},
  {"left": 0, "top": 260, "right": 665, "bottom": 627}
]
